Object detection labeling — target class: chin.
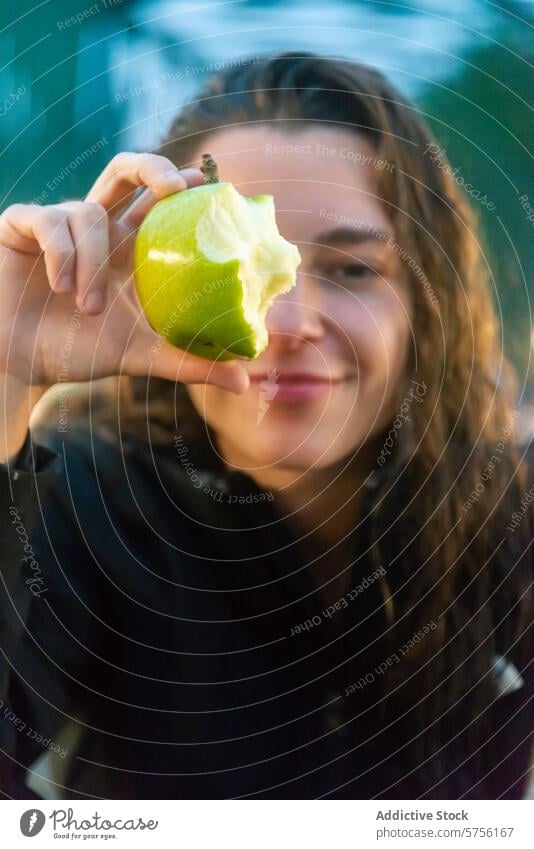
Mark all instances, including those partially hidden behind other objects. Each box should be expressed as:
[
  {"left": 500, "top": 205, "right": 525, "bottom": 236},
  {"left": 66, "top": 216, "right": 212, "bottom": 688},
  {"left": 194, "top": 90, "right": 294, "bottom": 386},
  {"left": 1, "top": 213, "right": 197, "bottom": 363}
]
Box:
[{"left": 236, "top": 428, "right": 354, "bottom": 473}]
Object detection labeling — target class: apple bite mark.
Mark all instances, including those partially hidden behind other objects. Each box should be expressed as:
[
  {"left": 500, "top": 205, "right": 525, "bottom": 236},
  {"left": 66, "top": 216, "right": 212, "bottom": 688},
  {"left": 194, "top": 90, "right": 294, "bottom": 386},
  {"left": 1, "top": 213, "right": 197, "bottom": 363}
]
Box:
[
  {"left": 196, "top": 183, "right": 301, "bottom": 357},
  {"left": 133, "top": 161, "right": 301, "bottom": 361}
]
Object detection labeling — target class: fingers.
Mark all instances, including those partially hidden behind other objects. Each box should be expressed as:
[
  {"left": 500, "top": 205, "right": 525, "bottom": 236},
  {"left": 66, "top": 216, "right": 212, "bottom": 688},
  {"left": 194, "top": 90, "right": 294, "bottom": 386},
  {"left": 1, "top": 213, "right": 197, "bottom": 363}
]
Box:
[
  {"left": 0, "top": 203, "right": 76, "bottom": 292},
  {"left": 127, "top": 336, "right": 251, "bottom": 395},
  {"left": 117, "top": 188, "right": 159, "bottom": 230},
  {"left": 85, "top": 151, "right": 205, "bottom": 218},
  {"left": 118, "top": 164, "right": 207, "bottom": 230},
  {"left": 0, "top": 152, "right": 207, "bottom": 316},
  {"left": 65, "top": 202, "right": 109, "bottom": 314},
  {"left": 0, "top": 201, "right": 111, "bottom": 315}
]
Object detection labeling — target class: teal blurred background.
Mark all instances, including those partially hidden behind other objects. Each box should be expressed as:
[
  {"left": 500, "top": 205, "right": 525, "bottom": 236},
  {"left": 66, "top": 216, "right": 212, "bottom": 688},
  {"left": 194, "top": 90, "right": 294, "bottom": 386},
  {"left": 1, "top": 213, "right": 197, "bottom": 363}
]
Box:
[{"left": 1, "top": 0, "right": 532, "bottom": 388}]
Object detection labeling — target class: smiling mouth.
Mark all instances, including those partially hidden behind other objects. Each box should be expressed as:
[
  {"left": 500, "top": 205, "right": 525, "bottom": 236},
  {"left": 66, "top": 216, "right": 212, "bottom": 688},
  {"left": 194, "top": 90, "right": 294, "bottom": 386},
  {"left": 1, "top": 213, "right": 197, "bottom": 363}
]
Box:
[
  {"left": 248, "top": 373, "right": 349, "bottom": 404},
  {"left": 248, "top": 372, "right": 345, "bottom": 383}
]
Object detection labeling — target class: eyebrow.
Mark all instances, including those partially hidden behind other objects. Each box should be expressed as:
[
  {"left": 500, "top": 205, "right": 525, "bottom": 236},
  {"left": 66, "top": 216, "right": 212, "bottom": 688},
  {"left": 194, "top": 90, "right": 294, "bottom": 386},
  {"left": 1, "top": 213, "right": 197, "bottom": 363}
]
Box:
[{"left": 311, "top": 226, "right": 393, "bottom": 246}]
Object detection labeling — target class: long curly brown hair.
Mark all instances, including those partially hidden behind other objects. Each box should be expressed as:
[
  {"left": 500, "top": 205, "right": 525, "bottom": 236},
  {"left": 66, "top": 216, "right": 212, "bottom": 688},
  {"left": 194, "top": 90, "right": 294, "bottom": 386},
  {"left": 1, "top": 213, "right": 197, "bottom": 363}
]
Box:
[{"left": 42, "top": 51, "right": 532, "bottom": 794}]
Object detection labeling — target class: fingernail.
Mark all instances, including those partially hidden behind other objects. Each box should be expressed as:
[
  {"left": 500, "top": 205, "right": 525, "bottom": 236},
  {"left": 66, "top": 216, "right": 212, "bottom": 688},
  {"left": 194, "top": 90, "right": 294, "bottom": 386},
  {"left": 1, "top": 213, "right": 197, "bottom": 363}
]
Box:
[
  {"left": 56, "top": 275, "right": 72, "bottom": 293},
  {"left": 83, "top": 291, "right": 104, "bottom": 314}
]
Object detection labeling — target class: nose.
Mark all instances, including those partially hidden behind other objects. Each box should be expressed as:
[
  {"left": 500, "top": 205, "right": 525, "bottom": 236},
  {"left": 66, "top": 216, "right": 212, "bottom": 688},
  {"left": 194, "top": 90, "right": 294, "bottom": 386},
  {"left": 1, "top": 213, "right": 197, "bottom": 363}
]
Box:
[{"left": 265, "top": 272, "right": 324, "bottom": 350}]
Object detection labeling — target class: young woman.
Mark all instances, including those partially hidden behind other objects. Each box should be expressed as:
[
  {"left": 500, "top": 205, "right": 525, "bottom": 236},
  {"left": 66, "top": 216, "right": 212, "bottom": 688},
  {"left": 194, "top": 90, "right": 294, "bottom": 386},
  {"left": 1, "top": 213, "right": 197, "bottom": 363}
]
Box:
[{"left": 0, "top": 51, "right": 531, "bottom": 800}]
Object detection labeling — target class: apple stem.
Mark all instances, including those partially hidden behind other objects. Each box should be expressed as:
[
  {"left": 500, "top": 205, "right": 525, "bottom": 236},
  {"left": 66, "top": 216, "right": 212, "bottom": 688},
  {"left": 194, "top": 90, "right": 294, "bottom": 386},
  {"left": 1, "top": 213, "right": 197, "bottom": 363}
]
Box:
[{"left": 200, "top": 153, "right": 219, "bottom": 184}]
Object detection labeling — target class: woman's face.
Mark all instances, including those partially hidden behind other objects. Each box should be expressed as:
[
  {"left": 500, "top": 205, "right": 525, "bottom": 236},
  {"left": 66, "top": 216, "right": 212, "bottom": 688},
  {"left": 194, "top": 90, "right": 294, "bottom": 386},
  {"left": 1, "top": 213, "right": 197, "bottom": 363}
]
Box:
[{"left": 186, "top": 126, "right": 413, "bottom": 476}]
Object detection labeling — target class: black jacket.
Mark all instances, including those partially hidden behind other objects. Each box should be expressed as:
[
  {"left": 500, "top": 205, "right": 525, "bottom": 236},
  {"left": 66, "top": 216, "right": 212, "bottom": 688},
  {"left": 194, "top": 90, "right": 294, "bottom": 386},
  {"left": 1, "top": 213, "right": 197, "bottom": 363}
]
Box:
[{"left": 0, "top": 423, "right": 532, "bottom": 800}]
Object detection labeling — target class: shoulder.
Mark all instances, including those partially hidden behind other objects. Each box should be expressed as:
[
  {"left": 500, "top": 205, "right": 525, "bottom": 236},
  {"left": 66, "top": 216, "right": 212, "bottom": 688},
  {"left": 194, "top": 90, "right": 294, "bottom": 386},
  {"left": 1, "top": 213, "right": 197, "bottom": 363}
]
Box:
[
  {"left": 33, "top": 417, "right": 173, "bottom": 481},
  {"left": 33, "top": 421, "right": 129, "bottom": 497},
  {"left": 31, "top": 421, "right": 161, "bottom": 519}
]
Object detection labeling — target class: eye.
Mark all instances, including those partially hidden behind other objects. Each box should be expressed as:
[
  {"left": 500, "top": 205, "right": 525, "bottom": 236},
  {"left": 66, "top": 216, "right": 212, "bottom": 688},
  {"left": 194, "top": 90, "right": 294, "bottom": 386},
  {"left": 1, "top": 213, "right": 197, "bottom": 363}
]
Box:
[
  {"left": 314, "top": 259, "right": 382, "bottom": 290},
  {"left": 331, "top": 262, "right": 379, "bottom": 286},
  {"left": 339, "top": 262, "right": 374, "bottom": 279}
]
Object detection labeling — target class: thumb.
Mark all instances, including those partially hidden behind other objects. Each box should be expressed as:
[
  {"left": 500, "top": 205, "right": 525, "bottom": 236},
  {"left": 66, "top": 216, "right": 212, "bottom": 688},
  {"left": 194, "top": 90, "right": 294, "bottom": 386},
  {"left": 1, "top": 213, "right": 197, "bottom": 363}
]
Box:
[{"left": 138, "top": 339, "right": 251, "bottom": 394}]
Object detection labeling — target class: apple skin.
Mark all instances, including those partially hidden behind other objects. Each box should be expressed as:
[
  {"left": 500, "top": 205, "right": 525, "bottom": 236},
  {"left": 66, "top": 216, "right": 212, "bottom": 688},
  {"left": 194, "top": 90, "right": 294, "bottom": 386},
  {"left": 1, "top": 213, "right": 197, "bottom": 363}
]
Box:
[{"left": 134, "top": 182, "right": 275, "bottom": 361}]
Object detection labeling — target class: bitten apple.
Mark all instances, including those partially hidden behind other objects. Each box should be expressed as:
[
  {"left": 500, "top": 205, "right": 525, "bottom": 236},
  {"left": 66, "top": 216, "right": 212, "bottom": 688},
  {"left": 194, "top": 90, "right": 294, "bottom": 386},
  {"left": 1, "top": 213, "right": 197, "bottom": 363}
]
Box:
[{"left": 133, "top": 177, "right": 301, "bottom": 360}]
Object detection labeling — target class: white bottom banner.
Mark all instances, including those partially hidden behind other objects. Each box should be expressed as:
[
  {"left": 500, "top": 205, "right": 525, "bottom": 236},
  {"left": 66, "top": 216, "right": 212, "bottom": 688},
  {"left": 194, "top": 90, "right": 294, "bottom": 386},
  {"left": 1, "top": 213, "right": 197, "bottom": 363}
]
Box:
[{"left": 1, "top": 799, "right": 532, "bottom": 848}]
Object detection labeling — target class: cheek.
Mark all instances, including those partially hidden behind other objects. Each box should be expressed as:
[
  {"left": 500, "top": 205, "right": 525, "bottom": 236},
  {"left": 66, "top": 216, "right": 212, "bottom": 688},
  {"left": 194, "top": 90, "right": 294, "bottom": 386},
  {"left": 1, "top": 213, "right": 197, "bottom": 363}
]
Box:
[{"left": 332, "top": 290, "right": 411, "bottom": 391}]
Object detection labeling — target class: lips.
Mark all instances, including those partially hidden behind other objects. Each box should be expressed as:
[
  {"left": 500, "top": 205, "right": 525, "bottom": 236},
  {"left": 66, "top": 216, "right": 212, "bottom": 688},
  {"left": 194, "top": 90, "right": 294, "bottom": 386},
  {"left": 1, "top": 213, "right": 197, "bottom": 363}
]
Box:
[
  {"left": 248, "top": 371, "right": 345, "bottom": 404},
  {"left": 248, "top": 372, "right": 341, "bottom": 382}
]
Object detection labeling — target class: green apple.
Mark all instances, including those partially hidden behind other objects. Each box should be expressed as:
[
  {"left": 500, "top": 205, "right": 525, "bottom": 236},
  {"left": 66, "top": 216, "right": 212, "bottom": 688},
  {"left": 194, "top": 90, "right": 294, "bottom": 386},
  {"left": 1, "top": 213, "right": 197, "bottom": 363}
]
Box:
[{"left": 133, "top": 180, "right": 301, "bottom": 360}]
